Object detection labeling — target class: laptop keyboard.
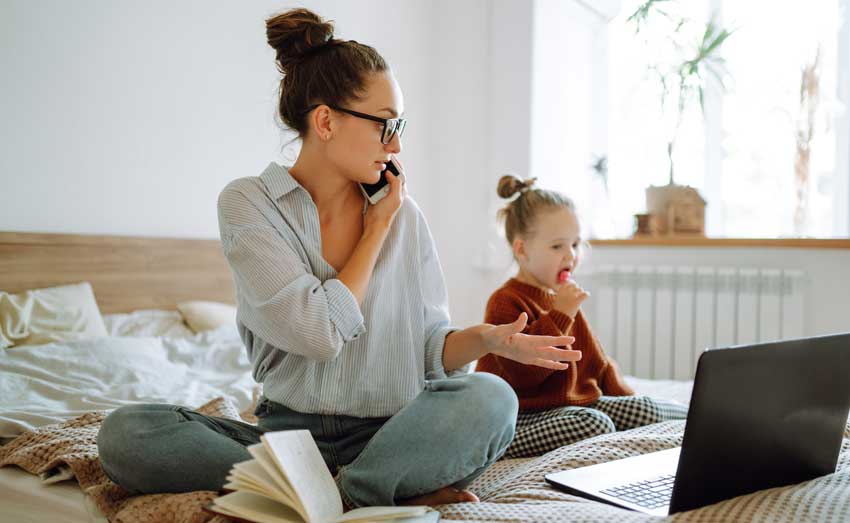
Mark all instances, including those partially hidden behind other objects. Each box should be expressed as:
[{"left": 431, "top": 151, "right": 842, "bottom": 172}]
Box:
[{"left": 600, "top": 474, "right": 675, "bottom": 509}]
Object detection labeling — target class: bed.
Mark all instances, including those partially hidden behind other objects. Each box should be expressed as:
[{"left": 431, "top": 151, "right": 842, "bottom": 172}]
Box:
[
  {"left": 0, "top": 231, "right": 246, "bottom": 523},
  {"left": 2, "top": 232, "right": 849, "bottom": 523}
]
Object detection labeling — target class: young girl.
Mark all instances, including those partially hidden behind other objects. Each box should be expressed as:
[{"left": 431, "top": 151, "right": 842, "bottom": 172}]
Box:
[{"left": 476, "top": 175, "right": 688, "bottom": 458}]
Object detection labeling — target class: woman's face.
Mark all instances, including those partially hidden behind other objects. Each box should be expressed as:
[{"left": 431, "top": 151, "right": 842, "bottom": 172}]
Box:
[{"left": 324, "top": 71, "right": 404, "bottom": 186}]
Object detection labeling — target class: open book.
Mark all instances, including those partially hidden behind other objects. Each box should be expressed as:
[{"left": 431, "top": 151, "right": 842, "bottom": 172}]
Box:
[{"left": 205, "top": 430, "right": 439, "bottom": 523}]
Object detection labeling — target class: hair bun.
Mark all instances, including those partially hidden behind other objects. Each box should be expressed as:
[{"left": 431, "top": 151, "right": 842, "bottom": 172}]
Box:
[
  {"left": 497, "top": 175, "right": 537, "bottom": 199},
  {"left": 266, "top": 8, "right": 335, "bottom": 74}
]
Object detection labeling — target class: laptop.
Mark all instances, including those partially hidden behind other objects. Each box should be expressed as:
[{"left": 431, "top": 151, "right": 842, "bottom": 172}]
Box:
[{"left": 545, "top": 332, "right": 850, "bottom": 515}]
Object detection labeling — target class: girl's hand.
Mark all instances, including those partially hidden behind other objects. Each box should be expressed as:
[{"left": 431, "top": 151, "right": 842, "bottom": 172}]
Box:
[
  {"left": 553, "top": 279, "right": 589, "bottom": 319},
  {"left": 364, "top": 157, "right": 406, "bottom": 231},
  {"left": 482, "top": 313, "right": 582, "bottom": 370}
]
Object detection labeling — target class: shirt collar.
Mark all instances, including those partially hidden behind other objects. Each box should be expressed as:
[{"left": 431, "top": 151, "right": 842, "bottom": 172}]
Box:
[{"left": 260, "top": 162, "right": 301, "bottom": 200}]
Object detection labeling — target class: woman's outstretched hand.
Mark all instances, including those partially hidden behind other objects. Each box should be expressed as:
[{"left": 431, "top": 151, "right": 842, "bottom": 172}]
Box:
[
  {"left": 482, "top": 313, "right": 581, "bottom": 370},
  {"left": 364, "top": 156, "right": 406, "bottom": 230}
]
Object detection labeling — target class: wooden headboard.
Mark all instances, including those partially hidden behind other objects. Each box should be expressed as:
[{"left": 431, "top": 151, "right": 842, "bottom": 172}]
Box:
[{"left": 0, "top": 232, "right": 236, "bottom": 313}]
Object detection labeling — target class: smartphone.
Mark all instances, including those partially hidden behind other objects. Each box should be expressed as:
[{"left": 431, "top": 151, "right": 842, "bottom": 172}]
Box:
[{"left": 359, "top": 157, "right": 404, "bottom": 205}]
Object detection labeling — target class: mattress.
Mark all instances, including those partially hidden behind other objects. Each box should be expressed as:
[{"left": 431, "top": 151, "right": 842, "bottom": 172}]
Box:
[{"left": 0, "top": 466, "right": 105, "bottom": 523}]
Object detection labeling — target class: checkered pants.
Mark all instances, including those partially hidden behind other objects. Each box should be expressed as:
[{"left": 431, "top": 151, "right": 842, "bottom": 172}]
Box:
[{"left": 505, "top": 396, "right": 689, "bottom": 458}]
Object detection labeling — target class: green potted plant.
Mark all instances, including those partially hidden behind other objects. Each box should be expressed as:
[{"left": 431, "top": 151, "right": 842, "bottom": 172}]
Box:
[{"left": 627, "top": 0, "right": 734, "bottom": 235}]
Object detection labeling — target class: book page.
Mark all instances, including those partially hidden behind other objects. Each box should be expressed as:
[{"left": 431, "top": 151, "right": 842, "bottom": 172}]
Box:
[
  {"left": 262, "top": 430, "right": 343, "bottom": 523},
  {"left": 249, "top": 444, "right": 302, "bottom": 513},
  {"left": 336, "top": 506, "right": 431, "bottom": 523},
  {"left": 230, "top": 459, "right": 294, "bottom": 505},
  {"left": 213, "top": 490, "right": 304, "bottom": 523}
]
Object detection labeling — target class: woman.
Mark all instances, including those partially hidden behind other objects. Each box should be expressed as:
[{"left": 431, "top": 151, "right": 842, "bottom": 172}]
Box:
[{"left": 97, "top": 8, "right": 581, "bottom": 509}]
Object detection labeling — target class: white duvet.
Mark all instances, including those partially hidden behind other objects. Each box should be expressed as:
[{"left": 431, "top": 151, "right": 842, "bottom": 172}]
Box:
[{"left": 0, "top": 326, "right": 257, "bottom": 439}]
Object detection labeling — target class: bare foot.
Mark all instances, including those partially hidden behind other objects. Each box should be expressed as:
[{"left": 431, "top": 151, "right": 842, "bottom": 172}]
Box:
[{"left": 398, "top": 486, "right": 480, "bottom": 506}]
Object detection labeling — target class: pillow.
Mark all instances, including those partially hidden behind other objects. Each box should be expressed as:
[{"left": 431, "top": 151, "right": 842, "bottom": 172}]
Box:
[
  {"left": 102, "top": 309, "right": 195, "bottom": 338},
  {"left": 0, "top": 282, "right": 109, "bottom": 348},
  {"left": 177, "top": 301, "right": 237, "bottom": 334}
]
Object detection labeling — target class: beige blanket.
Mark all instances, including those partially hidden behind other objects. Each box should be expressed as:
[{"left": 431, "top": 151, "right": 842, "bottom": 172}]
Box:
[
  {"left": 0, "top": 398, "right": 237, "bottom": 523},
  {"left": 2, "top": 395, "right": 850, "bottom": 523}
]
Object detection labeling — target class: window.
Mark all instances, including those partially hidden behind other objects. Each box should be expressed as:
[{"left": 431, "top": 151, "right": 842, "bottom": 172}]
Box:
[{"left": 604, "top": 0, "right": 849, "bottom": 238}]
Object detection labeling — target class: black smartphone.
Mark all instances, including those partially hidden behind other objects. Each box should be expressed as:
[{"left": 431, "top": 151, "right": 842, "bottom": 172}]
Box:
[{"left": 359, "top": 158, "right": 402, "bottom": 205}]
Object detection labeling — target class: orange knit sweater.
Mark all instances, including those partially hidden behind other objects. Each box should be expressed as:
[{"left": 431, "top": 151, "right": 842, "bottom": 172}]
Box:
[{"left": 476, "top": 278, "right": 634, "bottom": 411}]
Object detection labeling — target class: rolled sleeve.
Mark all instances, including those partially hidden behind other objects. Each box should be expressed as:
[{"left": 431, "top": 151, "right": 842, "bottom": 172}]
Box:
[
  {"left": 424, "top": 325, "right": 464, "bottom": 379},
  {"left": 323, "top": 278, "right": 367, "bottom": 342}
]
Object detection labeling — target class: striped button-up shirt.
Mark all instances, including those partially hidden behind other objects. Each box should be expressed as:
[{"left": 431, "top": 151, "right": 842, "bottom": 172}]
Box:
[{"left": 217, "top": 162, "right": 465, "bottom": 418}]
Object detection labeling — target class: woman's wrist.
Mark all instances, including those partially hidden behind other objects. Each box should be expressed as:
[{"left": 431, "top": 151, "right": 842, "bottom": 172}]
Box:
[
  {"left": 360, "top": 221, "right": 392, "bottom": 252},
  {"left": 442, "top": 324, "right": 490, "bottom": 371},
  {"left": 363, "top": 216, "right": 393, "bottom": 236},
  {"left": 337, "top": 220, "right": 392, "bottom": 304}
]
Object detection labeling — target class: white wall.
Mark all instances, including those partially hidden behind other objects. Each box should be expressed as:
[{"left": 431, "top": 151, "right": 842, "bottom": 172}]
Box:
[
  {"left": 424, "top": 0, "right": 536, "bottom": 327},
  {"left": 0, "top": 0, "right": 434, "bottom": 237}
]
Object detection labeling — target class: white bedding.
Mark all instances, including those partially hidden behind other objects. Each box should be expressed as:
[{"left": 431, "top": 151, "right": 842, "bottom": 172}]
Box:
[
  {"left": 624, "top": 375, "right": 693, "bottom": 404},
  {"left": 101, "top": 309, "right": 195, "bottom": 338},
  {"left": 0, "top": 466, "right": 105, "bottom": 523},
  {"left": 0, "top": 325, "right": 256, "bottom": 439}
]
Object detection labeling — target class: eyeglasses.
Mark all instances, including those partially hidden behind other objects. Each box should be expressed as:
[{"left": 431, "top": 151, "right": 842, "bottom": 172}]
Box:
[{"left": 305, "top": 104, "right": 406, "bottom": 144}]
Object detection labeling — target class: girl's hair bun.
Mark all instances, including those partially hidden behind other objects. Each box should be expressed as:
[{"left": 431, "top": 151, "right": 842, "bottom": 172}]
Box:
[{"left": 497, "top": 175, "right": 537, "bottom": 199}]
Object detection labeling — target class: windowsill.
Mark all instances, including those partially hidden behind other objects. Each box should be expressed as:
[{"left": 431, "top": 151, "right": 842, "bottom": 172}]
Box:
[{"left": 589, "top": 237, "right": 850, "bottom": 249}]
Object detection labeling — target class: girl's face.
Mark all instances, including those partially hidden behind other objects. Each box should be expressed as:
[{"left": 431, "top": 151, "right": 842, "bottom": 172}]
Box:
[
  {"left": 514, "top": 207, "right": 582, "bottom": 290},
  {"left": 324, "top": 71, "right": 404, "bottom": 185}
]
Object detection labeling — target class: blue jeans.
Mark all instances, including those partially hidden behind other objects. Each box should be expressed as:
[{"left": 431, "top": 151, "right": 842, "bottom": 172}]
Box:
[{"left": 97, "top": 372, "right": 517, "bottom": 507}]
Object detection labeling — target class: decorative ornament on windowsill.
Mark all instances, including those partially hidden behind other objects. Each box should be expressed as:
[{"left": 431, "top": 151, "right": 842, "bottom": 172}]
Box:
[
  {"left": 643, "top": 140, "right": 707, "bottom": 235},
  {"left": 626, "top": 0, "right": 734, "bottom": 237},
  {"left": 642, "top": 182, "right": 706, "bottom": 235}
]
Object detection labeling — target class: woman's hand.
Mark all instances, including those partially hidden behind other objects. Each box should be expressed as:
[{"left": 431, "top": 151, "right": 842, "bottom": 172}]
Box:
[
  {"left": 340, "top": 157, "right": 405, "bottom": 305},
  {"left": 553, "top": 279, "right": 589, "bottom": 319},
  {"left": 482, "top": 313, "right": 582, "bottom": 370},
  {"left": 364, "top": 156, "right": 406, "bottom": 231}
]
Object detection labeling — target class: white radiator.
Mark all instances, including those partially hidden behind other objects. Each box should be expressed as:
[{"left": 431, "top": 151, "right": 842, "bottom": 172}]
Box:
[{"left": 581, "top": 266, "right": 809, "bottom": 380}]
